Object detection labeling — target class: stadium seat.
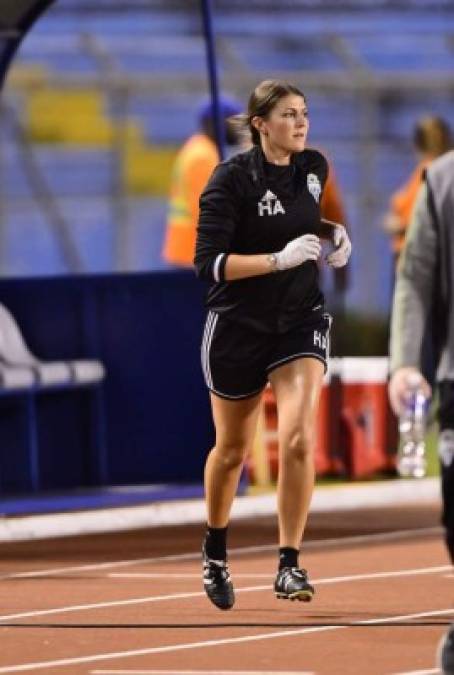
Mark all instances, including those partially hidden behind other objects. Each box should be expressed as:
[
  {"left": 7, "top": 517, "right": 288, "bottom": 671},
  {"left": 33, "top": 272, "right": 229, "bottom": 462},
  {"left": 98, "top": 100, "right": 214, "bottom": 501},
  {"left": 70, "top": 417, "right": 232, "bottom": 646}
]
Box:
[
  {"left": 0, "top": 302, "right": 105, "bottom": 386},
  {"left": 0, "top": 302, "right": 107, "bottom": 491},
  {"left": 25, "top": 87, "right": 144, "bottom": 147},
  {"left": 0, "top": 362, "right": 35, "bottom": 389},
  {"left": 123, "top": 142, "right": 177, "bottom": 195}
]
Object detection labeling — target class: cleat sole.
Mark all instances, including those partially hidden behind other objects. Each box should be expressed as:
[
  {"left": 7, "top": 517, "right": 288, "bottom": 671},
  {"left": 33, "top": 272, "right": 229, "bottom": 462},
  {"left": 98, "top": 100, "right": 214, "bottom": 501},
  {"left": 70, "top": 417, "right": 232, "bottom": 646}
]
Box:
[
  {"left": 275, "top": 590, "right": 314, "bottom": 602},
  {"left": 205, "top": 590, "right": 235, "bottom": 611},
  {"left": 291, "top": 590, "right": 314, "bottom": 602}
]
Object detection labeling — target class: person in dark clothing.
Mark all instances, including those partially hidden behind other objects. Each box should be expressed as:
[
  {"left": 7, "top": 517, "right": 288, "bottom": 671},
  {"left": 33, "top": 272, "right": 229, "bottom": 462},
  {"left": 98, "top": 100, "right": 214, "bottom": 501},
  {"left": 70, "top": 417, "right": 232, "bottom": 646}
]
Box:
[
  {"left": 194, "top": 80, "right": 352, "bottom": 610},
  {"left": 389, "top": 150, "right": 454, "bottom": 673}
]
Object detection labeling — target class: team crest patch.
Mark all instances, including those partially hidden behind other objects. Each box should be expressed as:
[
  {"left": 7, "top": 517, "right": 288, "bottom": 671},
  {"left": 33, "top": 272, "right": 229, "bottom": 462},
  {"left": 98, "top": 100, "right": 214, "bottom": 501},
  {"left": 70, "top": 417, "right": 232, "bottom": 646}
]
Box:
[{"left": 307, "top": 173, "right": 321, "bottom": 203}]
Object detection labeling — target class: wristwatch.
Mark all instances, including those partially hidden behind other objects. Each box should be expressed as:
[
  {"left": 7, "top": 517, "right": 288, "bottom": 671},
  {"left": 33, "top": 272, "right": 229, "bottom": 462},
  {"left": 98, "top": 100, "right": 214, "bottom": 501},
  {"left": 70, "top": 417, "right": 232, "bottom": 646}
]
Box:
[{"left": 267, "top": 253, "right": 278, "bottom": 272}]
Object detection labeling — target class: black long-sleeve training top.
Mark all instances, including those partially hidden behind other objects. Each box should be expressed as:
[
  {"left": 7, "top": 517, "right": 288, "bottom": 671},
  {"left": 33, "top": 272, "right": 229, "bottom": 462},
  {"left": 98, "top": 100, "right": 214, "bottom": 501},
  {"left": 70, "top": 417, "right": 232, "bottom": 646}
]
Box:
[{"left": 194, "top": 144, "right": 328, "bottom": 334}]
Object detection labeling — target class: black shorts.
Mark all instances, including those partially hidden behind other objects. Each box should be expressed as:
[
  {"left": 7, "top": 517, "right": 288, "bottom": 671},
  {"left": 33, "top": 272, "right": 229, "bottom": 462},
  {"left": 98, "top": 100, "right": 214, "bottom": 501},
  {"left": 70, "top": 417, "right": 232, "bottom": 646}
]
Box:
[{"left": 201, "top": 311, "right": 332, "bottom": 400}]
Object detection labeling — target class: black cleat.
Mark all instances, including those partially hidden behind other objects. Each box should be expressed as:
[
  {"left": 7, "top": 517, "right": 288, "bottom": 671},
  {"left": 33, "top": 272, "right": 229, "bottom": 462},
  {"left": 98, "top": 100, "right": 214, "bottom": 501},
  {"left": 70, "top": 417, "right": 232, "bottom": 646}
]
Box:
[
  {"left": 202, "top": 548, "right": 235, "bottom": 610},
  {"left": 274, "top": 567, "right": 315, "bottom": 602}
]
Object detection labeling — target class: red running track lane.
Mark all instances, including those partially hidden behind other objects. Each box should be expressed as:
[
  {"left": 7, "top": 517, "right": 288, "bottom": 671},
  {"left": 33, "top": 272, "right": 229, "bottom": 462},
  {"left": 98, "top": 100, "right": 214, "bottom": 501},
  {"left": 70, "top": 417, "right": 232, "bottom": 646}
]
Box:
[{"left": 0, "top": 504, "right": 451, "bottom": 675}]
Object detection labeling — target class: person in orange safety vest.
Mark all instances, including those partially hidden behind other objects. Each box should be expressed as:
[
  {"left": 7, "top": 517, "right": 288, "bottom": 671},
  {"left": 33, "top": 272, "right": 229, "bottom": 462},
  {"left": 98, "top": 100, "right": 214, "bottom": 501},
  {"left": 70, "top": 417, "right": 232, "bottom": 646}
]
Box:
[
  {"left": 383, "top": 115, "right": 452, "bottom": 267},
  {"left": 162, "top": 97, "right": 242, "bottom": 266}
]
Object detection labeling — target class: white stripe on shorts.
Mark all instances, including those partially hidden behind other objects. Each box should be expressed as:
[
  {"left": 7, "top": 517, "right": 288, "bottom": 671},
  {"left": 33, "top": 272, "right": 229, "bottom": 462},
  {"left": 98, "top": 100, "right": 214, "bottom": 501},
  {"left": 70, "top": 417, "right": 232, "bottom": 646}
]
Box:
[
  {"left": 201, "top": 311, "right": 214, "bottom": 385},
  {"left": 201, "top": 311, "right": 218, "bottom": 389},
  {"left": 205, "top": 313, "right": 218, "bottom": 388}
]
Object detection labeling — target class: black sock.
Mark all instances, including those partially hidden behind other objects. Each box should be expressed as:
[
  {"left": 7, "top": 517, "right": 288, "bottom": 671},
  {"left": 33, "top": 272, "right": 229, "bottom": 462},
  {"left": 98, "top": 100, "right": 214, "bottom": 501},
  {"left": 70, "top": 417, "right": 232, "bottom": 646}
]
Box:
[
  {"left": 204, "top": 525, "right": 228, "bottom": 560},
  {"left": 279, "top": 546, "right": 299, "bottom": 570}
]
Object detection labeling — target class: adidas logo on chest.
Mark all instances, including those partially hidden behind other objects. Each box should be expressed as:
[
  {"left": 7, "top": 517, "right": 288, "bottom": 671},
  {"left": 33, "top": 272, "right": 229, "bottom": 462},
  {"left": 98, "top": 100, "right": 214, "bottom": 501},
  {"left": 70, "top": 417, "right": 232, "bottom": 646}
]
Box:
[{"left": 257, "top": 189, "right": 286, "bottom": 217}]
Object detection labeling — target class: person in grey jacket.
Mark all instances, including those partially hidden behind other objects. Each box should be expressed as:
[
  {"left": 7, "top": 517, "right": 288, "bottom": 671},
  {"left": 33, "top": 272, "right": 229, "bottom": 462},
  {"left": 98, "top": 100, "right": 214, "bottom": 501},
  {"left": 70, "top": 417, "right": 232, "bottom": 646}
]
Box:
[{"left": 389, "top": 149, "right": 454, "bottom": 674}]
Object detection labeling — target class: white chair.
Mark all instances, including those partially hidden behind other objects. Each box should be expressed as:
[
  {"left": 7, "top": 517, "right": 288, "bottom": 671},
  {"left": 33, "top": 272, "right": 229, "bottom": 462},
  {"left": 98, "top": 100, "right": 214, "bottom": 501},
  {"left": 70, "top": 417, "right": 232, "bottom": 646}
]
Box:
[
  {"left": 0, "top": 362, "right": 35, "bottom": 389},
  {"left": 0, "top": 303, "right": 105, "bottom": 386},
  {"left": 0, "top": 303, "right": 107, "bottom": 490}
]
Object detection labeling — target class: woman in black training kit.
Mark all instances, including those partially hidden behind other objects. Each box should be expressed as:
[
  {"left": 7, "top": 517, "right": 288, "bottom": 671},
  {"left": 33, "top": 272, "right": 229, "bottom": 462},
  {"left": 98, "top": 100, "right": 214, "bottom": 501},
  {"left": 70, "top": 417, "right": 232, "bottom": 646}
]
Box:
[{"left": 194, "top": 80, "right": 351, "bottom": 610}]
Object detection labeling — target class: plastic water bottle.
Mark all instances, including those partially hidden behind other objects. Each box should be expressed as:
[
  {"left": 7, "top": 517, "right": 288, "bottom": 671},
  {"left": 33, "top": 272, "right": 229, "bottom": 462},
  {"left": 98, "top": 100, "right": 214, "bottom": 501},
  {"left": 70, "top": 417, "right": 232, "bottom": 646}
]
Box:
[{"left": 397, "top": 373, "right": 428, "bottom": 478}]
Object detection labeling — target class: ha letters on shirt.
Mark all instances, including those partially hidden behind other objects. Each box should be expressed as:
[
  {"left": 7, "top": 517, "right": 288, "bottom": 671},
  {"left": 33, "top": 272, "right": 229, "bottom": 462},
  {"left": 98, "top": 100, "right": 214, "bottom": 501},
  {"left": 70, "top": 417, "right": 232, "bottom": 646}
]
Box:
[{"left": 258, "top": 189, "right": 286, "bottom": 217}]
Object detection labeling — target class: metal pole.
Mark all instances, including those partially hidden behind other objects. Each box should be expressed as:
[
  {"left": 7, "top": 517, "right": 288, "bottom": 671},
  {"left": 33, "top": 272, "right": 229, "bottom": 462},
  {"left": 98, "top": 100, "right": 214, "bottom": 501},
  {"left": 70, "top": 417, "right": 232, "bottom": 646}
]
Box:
[
  {"left": 0, "top": 102, "right": 5, "bottom": 274},
  {"left": 200, "top": 0, "right": 225, "bottom": 160}
]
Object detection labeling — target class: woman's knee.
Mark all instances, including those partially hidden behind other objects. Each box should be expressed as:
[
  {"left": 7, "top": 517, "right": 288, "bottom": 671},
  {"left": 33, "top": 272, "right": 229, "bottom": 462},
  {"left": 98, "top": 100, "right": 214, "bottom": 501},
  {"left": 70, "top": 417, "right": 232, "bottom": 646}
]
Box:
[
  {"left": 214, "top": 438, "right": 249, "bottom": 469},
  {"left": 281, "top": 425, "right": 315, "bottom": 463}
]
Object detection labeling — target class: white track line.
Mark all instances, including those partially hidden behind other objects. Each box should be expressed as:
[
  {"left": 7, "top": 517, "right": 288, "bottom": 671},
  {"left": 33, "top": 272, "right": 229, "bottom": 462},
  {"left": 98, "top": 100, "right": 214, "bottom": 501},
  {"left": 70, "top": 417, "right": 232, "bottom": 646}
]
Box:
[
  {"left": 0, "top": 565, "right": 450, "bottom": 623},
  {"left": 91, "top": 671, "right": 315, "bottom": 675},
  {"left": 0, "top": 527, "right": 442, "bottom": 581},
  {"left": 0, "top": 590, "right": 207, "bottom": 622},
  {"left": 314, "top": 565, "right": 450, "bottom": 586},
  {"left": 0, "top": 608, "right": 451, "bottom": 673},
  {"left": 391, "top": 670, "right": 440, "bottom": 675}
]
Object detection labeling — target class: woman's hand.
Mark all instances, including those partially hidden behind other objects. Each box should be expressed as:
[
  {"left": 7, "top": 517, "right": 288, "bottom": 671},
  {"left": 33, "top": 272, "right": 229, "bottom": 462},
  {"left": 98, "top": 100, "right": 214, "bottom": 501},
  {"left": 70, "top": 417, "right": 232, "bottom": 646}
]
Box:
[
  {"left": 275, "top": 234, "right": 321, "bottom": 271},
  {"left": 325, "top": 223, "right": 352, "bottom": 268}
]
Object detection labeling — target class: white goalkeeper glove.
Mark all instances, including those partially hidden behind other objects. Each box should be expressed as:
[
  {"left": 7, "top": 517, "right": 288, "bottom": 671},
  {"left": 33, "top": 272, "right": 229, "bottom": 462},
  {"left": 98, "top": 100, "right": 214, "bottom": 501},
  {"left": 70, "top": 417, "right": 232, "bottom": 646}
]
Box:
[
  {"left": 274, "top": 234, "right": 321, "bottom": 271},
  {"left": 325, "top": 223, "right": 352, "bottom": 268}
]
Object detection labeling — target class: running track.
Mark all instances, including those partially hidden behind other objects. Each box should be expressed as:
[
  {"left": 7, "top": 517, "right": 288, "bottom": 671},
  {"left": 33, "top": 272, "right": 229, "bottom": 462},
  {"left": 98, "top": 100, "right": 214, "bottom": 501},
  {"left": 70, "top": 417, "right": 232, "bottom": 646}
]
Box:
[{"left": 0, "top": 503, "right": 451, "bottom": 674}]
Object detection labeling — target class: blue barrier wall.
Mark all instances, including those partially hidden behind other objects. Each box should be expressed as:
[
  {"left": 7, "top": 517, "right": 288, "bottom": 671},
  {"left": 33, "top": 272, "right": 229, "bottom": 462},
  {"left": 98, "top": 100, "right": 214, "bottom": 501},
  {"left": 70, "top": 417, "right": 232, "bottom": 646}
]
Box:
[{"left": 0, "top": 271, "right": 214, "bottom": 494}]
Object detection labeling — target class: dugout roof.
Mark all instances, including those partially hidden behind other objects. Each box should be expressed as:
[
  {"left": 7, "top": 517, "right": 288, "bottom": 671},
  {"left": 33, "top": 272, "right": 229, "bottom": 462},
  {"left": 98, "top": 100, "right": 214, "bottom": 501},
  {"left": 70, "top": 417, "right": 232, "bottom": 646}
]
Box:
[{"left": 0, "top": 0, "right": 55, "bottom": 89}]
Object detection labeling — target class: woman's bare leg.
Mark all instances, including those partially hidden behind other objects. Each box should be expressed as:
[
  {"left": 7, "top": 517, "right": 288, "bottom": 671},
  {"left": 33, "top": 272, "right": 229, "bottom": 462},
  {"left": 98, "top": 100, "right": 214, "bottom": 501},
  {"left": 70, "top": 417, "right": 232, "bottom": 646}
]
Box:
[
  {"left": 269, "top": 358, "right": 324, "bottom": 549},
  {"left": 205, "top": 391, "right": 263, "bottom": 527},
  {"left": 202, "top": 391, "right": 263, "bottom": 610}
]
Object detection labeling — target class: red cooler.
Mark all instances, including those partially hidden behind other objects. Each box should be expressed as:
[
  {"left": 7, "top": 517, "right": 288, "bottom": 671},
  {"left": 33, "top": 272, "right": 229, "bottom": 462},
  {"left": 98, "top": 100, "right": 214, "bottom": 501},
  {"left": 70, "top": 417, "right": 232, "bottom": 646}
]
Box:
[{"left": 339, "top": 357, "right": 395, "bottom": 478}]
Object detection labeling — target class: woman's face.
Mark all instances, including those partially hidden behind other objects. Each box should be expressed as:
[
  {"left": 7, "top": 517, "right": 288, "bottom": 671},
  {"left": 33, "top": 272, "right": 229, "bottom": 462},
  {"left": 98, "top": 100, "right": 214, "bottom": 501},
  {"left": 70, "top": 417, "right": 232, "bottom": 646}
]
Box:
[{"left": 253, "top": 94, "right": 309, "bottom": 155}]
